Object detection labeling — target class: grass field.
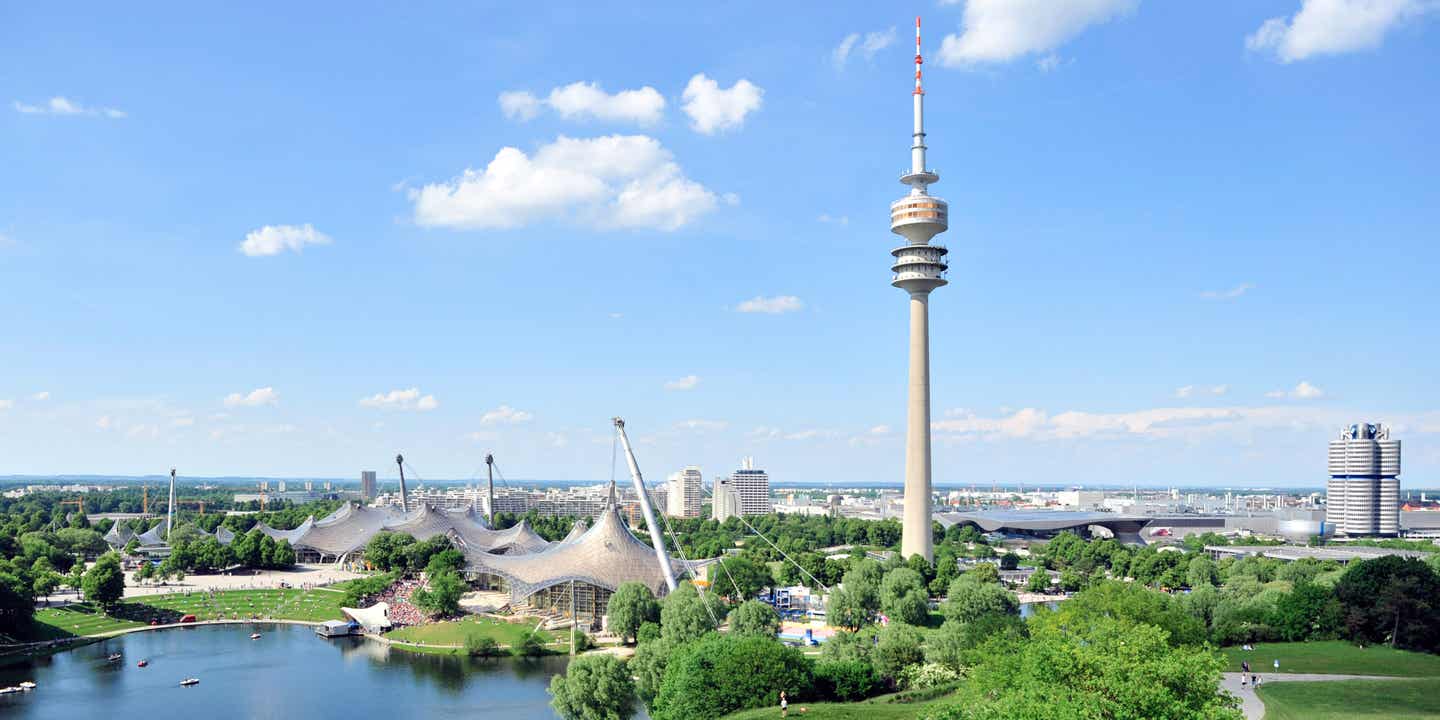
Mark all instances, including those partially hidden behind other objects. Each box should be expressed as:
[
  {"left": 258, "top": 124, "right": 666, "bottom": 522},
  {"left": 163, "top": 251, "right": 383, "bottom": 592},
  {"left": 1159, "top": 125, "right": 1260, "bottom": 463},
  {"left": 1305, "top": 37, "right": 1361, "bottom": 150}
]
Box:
[
  {"left": 722, "top": 688, "right": 958, "bottom": 720},
  {"left": 1222, "top": 641, "right": 1440, "bottom": 677},
  {"left": 27, "top": 588, "right": 348, "bottom": 641},
  {"left": 384, "top": 616, "right": 557, "bottom": 652},
  {"left": 1258, "top": 678, "right": 1440, "bottom": 720}
]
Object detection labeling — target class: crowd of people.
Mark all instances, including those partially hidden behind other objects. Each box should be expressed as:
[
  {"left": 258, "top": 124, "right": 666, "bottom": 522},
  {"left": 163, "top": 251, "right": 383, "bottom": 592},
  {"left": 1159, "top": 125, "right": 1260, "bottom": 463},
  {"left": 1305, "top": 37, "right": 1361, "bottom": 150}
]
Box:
[{"left": 367, "top": 578, "right": 425, "bottom": 627}]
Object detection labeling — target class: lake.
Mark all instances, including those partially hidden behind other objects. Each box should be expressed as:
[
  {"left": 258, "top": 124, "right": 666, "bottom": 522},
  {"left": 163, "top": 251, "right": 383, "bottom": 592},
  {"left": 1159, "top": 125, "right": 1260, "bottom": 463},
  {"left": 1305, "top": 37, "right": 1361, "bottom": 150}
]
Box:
[{"left": 0, "top": 623, "right": 574, "bottom": 719}]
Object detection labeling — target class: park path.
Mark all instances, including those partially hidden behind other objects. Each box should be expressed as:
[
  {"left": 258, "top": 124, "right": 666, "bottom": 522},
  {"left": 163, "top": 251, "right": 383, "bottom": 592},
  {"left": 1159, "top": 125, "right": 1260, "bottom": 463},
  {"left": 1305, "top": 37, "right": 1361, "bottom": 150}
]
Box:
[{"left": 1222, "top": 672, "right": 1408, "bottom": 720}]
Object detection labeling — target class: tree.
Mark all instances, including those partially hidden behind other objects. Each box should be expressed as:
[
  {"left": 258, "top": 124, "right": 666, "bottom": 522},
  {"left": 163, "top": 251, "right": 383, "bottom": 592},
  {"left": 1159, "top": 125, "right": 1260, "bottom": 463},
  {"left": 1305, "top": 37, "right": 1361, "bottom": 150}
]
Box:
[
  {"left": 814, "top": 659, "right": 879, "bottom": 701},
  {"left": 1187, "top": 555, "right": 1219, "bottom": 588},
  {"left": 873, "top": 622, "right": 925, "bottom": 683},
  {"left": 412, "top": 569, "right": 464, "bottom": 617},
  {"left": 0, "top": 571, "right": 35, "bottom": 630},
  {"left": 727, "top": 600, "right": 780, "bottom": 638},
  {"left": 363, "top": 531, "right": 415, "bottom": 572},
  {"left": 941, "top": 576, "right": 1018, "bottom": 624},
  {"left": 606, "top": 581, "right": 660, "bottom": 644},
  {"left": 269, "top": 539, "right": 297, "bottom": 568},
  {"left": 631, "top": 637, "right": 674, "bottom": 707},
  {"left": 880, "top": 567, "right": 930, "bottom": 626},
  {"left": 712, "top": 555, "right": 774, "bottom": 602},
  {"left": 548, "top": 653, "right": 636, "bottom": 720},
  {"left": 83, "top": 552, "right": 125, "bottom": 610},
  {"left": 963, "top": 563, "right": 1000, "bottom": 585},
  {"left": 925, "top": 614, "right": 1027, "bottom": 673},
  {"left": 999, "top": 553, "right": 1019, "bottom": 571},
  {"left": 650, "top": 634, "right": 813, "bottom": 720},
  {"left": 921, "top": 616, "right": 1242, "bottom": 720},
  {"left": 1048, "top": 580, "right": 1205, "bottom": 647},
  {"left": 465, "top": 634, "right": 501, "bottom": 657},
  {"left": 830, "top": 560, "right": 883, "bottom": 630},
  {"left": 1334, "top": 555, "right": 1440, "bottom": 651},
  {"left": 1273, "top": 580, "right": 1341, "bottom": 642},
  {"left": 1025, "top": 570, "right": 1053, "bottom": 594},
  {"left": 660, "top": 581, "right": 722, "bottom": 643},
  {"left": 516, "top": 629, "right": 547, "bottom": 657}
]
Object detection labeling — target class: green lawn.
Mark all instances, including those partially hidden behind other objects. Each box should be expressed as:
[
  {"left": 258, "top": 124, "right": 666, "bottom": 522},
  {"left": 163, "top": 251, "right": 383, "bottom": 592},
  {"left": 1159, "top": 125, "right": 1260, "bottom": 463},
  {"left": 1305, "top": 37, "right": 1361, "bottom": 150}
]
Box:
[
  {"left": 1222, "top": 641, "right": 1440, "bottom": 677},
  {"left": 1258, "top": 678, "right": 1440, "bottom": 720},
  {"left": 722, "top": 689, "right": 957, "bottom": 720},
  {"left": 385, "top": 616, "right": 555, "bottom": 649},
  {"left": 28, "top": 588, "right": 348, "bottom": 640}
]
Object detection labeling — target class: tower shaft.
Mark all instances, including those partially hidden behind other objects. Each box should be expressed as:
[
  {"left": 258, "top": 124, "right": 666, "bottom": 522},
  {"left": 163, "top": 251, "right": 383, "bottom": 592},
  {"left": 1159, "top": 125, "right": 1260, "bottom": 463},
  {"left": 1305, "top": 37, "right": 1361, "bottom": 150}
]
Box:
[{"left": 901, "top": 294, "right": 934, "bottom": 560}]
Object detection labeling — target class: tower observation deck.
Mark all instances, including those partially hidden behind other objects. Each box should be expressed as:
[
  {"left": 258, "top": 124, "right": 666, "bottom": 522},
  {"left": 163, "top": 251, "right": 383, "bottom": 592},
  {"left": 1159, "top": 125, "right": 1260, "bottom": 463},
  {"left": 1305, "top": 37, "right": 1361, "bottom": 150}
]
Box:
[{"left": 895, "top": 17, "right": 948, "bottom": 562}]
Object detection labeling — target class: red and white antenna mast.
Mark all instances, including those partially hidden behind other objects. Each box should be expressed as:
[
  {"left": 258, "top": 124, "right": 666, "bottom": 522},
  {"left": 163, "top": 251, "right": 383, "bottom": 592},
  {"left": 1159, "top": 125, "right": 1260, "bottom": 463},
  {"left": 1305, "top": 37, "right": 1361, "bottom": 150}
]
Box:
[{"left": 914, "top": 15, "right": 924, "bottom": 96}]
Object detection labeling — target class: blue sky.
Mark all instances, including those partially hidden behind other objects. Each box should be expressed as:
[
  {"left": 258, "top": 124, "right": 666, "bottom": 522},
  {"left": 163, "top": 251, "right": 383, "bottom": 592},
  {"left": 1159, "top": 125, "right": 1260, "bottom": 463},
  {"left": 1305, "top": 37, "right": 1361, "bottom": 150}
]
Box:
[{"left": 2, "top": 1, "right": 1437, "bottom": 488}]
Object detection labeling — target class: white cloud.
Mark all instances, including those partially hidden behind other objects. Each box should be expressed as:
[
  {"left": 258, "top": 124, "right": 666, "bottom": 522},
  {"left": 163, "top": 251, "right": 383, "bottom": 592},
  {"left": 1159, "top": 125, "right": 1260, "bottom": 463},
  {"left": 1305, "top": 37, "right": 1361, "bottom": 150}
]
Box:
[
  {"left": 499, "top": 82, "right": 666, "bottom": 125},
  {"left": 498, "top": 90, "right": 543, "bottom": 121},
  {"left": 1246, "top": 0, "right": 1434, "bottom": 62},
  {"left": 869, "top": 425, "right": 892, "bottom": 435},
  {"left": 664, "top": 375, "right": 700, "bottom": 391},
  {"left": 359, "top": 387, "right": 439, "bottom": 411},
  {"left": 223, "top": 387, "right": 279, "bottom": 408},
  {"left": 239, "top": 223, "right": 332, "bottom": 257},
  {"left": 0, "top": 399, "right": 13, "bottom": 410},
  {"left": 411, "top": 135, "right": 718, "bottom": 232},
  {"left": 938, "top": 0, "right": 1138, "bottom": 66},
  {"left": 13, "top": 96, "right": 126, "bottom": 118},
  {"left": 171, "top": 416, "right": 195, "bottom": 427},
  {"left": 96, "top": 415, "right": 112, "bottom": 430},
  {"left": 0, "top": 231, "right": 13, "bottom": 248},
  {"left": 748, "top": 426, "right": 782, "bottom": 439},
  {"left": 126, "top": 423, "right": 160, "bottom": 440},
  {"left": 31, "top": 391, "right": 50, "bottom": 401},
  {"left": 546, "top": 432, "right": 569, "bottom": 448},
  {"left": 681, "top": 74, "right": 763, "bottom": 135},
  {"left": 1265, "top": 381, "right": 1325, "bottom": 400},
  {"left": 735, "top": 295, "right": 804, "bottom": 314},
  {"left": 1175, "top": 384, "right": 1228, "bottom": 399},
  {"left": 480, "top": 404, "right": 533, "bottom": 425},
  {"left": 833, "top": 27, "right": 898, "bottom": 67},
  {"left": 783, "top": 428, "right": 843, "bottom": 441},
  {"left": 817, "top": 214, "right": 850, "bottom": 225},
  {"left": 676, "top": 419, "right": 729, "bottom": 432},
  {"left": 1201, "top": 283, "right": 1255, "bottom": 300}
]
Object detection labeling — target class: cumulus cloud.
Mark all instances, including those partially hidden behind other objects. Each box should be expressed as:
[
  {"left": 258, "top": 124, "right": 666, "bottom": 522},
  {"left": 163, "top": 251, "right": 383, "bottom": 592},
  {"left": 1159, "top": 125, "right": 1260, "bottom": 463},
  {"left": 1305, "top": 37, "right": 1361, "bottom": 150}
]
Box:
[
  {"left": 869, "top": 425, "right": 892, "bottom": 435},
  {"left": 681, "top": 74, "right": 763, "bottom": 134},
  {"left": 13, "top": 96, "right": 126, "bottom": 118},
  {"left": 937, "top": 0, "right": 1138, "bottom": 66},
  {"left": 1246, "top": 0, "right": 1434, "bottom": 62},
  {"left": 1267, "top": 380, "right": 1325, "bottom": 400},
  {"left": 31, "top": 391, "right": 50, "bottom": 401},
  {"left": 480, "top": 404, "right": 533, "bottom": 425},
  {"left": 359, "top": 387, "right": 439, "bottom": 411},
  {"left": 1201, "top": 283, "right": 1255, "bottom": 300},
  {"left": 664, "top": 375, "right": 699, "bottom": 391},
  {"left": 833, "top": 27, "right": 898, "bottom": 67},
  {"left": 1175, "top": 385, "right": 1228, "bottom": 399},
  {"left": 410, "top": 135, "right": 718, "bottom": 232},
  {"left": 676, "top": 419, "right": 728, "bottom": 432},
  {"left": 499, "top": 82, "right": 665, "bottom": 125},
  {"left": 817, "top": 214, "right": 849, "bottom": 225},
  {"left": 96, "top": 415, "right": 112, "bottom": 430},
  {"left": 239, "top": 224, "right": 332, "bottom": 257},
  {"left": 223, "top": 387, "right": 279, "bottom": 408},
  {"left": 0, "top": 399, "right": 13, "bottom": 410},
  {"left": 735, "top": 295, "right": 804, "bottom": 314}
]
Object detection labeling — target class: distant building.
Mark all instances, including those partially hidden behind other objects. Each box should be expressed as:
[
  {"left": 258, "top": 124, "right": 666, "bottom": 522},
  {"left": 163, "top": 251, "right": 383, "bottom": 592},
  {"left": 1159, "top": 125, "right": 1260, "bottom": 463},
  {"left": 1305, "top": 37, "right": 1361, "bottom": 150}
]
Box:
[
  {"left": 360, "top": 471, "right": 377, "bottom": 500},
  {"left": 667, "top": 466, "right": 703, "bottom": 518},
  {"left": 729, "top": 457, "right": 772, "bottom": 516},
  {"left": 1327, "top": 422, "right": 1401, "bottom": 536},
  {"left": 712, "top": 478, "right": 741, "bottom": 521},
  {"left": 277, "top": 480, "right": 287, "bottom": 493}
]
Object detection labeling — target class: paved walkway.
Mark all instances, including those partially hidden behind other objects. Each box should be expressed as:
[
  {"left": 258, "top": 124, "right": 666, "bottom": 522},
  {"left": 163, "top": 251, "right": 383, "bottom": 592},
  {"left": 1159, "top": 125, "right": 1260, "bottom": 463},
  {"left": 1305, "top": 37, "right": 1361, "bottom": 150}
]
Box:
[{"left": 1222, "top": 672, "right": 1407, "bottom": 719}]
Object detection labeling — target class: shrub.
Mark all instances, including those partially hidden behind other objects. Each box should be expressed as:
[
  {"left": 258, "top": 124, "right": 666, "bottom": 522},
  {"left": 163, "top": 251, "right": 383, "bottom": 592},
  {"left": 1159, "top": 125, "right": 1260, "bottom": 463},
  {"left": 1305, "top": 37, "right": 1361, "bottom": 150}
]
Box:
[
  {"left": 465, "top": 634, "right": 500, "bottom": 657},
  {"left": 899, "top": 662, "right": 960, "bottom": 690},
  {"left": 814, "top": 659, "right": 880, "bottom": 701}
]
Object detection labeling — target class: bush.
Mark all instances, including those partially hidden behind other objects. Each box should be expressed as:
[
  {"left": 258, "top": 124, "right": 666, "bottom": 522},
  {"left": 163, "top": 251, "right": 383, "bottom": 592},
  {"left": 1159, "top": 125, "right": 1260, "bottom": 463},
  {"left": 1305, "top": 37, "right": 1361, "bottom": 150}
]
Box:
[
  {"left": 727, "top": 599, "right": 780, "bottom": 638},
  {"left": 465, "top": 634, "right": 501, "bottom": 657},
  {"left": 636, "top": 621, "right": 662, "bottom": 645},
  {"left": 516, "top": 630, "right": 547, "bottom": 657},
  {"left": 873, "top": 623, "right": 925, "bottom": 683},
  {"left": 899, "top": 662, "right": 960, "bottom": 690},
  {"left": 650, "top": 634, "right": 813, "bottom": 720},
  {"left": 548, "top": 653, "right": 636, "bottom": 720},
  {"left": 814, "top": 659, "right": 879, "bottom": 701}
]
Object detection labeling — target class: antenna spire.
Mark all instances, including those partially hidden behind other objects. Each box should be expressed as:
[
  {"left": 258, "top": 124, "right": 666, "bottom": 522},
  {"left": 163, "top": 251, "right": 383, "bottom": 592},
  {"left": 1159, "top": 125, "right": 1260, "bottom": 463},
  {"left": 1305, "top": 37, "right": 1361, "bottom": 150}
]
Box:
[{"left": 914, "top": 16, "right": 923, "bottom": 95}]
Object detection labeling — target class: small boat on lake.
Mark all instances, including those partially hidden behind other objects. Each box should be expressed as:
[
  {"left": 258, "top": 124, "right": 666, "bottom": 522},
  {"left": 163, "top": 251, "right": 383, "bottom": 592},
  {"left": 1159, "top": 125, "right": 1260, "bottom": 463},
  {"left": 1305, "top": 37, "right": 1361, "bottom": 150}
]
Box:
[
  {"left": 137, "top": 659, "right": 149, "bottom": 668},
  {"left": 0, "top": 687, "right": 21, "bottom": 695},
  {"left": 249, "top": 633, "right": 261, "bottom": 640},
  {"left": 18, "top": 682, "right": 36, "bottom": 690},
  {"left": 179, "top": 678, "right": 199, "bottom": 687},
  {"left": 107, "top": 653, "right": 123, "bottom": 663}
]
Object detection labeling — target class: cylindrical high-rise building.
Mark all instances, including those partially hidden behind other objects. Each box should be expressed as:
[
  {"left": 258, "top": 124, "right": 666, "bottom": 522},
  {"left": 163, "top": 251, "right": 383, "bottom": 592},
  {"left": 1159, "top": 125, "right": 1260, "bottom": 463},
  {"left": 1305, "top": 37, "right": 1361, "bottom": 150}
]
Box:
[
  {"left": 1326, "top": 423, "right": 1401, "bottom": 536},
  {"left": 893, "top": 17, "right": 949, "bottom": 561}
]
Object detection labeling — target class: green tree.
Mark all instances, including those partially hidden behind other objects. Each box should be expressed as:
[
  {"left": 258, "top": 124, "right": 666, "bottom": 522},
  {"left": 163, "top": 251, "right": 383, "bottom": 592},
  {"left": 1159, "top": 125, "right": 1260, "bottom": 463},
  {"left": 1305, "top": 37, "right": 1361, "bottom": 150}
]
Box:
[
  {"left": 873, "top": 622, "right": 925, "bottom": 683},
  {"left": 650, "top": 634, "right": 813, "bottom": 720},
  {"left": 465, "top": 634, "right": 500, "bottom": 657},
  {"left": 631, "top": 637, "right": 674, "bottom": 707},
  {"left": 925, "top": 614, "right": 1027, "bottom": 673},
  {"left": 1334, "top": 555, "right": 1440, "bottom": 651},
  {"left": 606, "top": 581, "right": 660, "bottom": 644},
  {"left": 941, "top": 576, "right": 1018, "bottom": 624},
  {"left": 0, "top": 571, "right": 35, "bottom": 630},
  {"left": 660, "top": 581, "right": 723, "bottom": 643},
  {"left": 1273, "top": 580, "right": 1341, "bottom": 642},
  {"left": 1048, "top": 580, "right": 1205, "bottom": 647},
  {"left": 548, "top": 653, "right": 636, "bottom": 720},
  {"left": 1187, "top": 555, "right": 1220, "bottom": 588},
  {"left": 412, "top": 569, "right": 464, "bottom": 617},
  {"left": 516, "top": 629, "right": 547, "bottom": 657},
  {"left": 1025, "top": 570, "right": 1052, "bottom": 594},
  {"left": 963, "top": 563, "right": 1000, "bottom": 585},
  {"left": 727, "top": 599, "right": 780, "bottom": 638},
  {"left": 880, "top": 567, "right": 930, "bottom": 626},
  {"left": 712, "top": 555, "right": 774, "bottom": 602},
  {"left": 813, "top": 659, "right": 879, "bottom": 701},
  {"left": 999, "top": 553, "right": 1019, "bottom": 571},
  {"left": 829, "top": 559, "right": 883, "bottom": 630},
  {"left": 82, "top": 552, "right": 125, "bottom": 610}
]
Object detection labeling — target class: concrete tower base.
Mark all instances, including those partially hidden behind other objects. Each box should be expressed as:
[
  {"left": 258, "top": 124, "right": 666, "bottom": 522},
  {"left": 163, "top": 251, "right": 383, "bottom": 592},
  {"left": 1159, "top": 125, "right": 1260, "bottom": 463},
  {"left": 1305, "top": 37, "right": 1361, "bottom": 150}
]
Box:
[{"left": 901, "top": 292, "right": 934, "bottom": 561}]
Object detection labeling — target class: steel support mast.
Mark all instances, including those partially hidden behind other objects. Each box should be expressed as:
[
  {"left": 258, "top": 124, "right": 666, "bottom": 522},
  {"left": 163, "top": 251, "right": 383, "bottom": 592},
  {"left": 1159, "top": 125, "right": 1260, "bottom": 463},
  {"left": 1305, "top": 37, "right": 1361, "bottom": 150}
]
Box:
[
  {"left": 395, "top": 453, "right": 409, "bottom": 512},
  {"left": 613, "top": 417, "right": 678, "bottom": 592}
]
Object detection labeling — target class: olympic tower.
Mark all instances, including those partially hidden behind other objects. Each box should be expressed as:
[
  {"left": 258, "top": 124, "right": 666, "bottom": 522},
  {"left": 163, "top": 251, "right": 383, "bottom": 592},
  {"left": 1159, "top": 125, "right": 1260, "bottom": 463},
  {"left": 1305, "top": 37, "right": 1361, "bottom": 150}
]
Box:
[{"left": 893, "top": 17, "right": 949, "bottom": 561}]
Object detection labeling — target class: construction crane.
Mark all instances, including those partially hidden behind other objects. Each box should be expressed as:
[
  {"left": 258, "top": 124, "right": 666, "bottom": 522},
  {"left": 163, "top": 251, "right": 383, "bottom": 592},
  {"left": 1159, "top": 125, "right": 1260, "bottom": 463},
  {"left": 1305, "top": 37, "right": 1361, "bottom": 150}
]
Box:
[
  {"left": 612, "top": 417, "right": 677, "bottom": 592},
  {"left": 60, "top": 497, "right": 85, "bottom": 515},
  {"left": 173, "top": 500, "right": 208, "bottom": 515}
]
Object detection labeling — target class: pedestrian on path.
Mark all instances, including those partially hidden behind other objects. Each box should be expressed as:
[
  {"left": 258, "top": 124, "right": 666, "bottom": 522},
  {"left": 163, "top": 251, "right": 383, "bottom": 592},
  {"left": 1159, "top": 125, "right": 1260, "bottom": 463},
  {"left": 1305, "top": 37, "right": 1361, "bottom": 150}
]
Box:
[
  {"left": 780, "top": 691, "right": 788, "bottom": 718},
  {"left": 1242, "top": 660, "right": 1250, "bottom": 675},
  {"left": 1273, "top": 658, "right": 1280, "bottom": 672}
]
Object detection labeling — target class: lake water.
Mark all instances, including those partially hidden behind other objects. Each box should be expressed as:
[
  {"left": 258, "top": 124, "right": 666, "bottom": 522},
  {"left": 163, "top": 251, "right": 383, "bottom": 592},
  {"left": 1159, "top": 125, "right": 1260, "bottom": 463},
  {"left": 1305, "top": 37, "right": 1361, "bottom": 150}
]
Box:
[{"left": 0, "top": 623, "right": 574, "bottom": 719}]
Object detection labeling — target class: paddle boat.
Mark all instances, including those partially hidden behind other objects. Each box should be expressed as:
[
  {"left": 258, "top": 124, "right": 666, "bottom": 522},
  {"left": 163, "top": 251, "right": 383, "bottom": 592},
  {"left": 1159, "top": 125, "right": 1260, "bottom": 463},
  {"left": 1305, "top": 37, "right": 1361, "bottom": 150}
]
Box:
[
  {"left": 107, "top": 653, "right": 123, "bottom": 663},
  {"left": 137, "top": 659, "right": 149, "bottom": 668},
  {"left": 18, "top": 682, "right": 36, "bottom": 690},
  {"left": 249, "top": 632, "right": 261, "bottom": 640},
  {"left": 179, "top": 678, "right": 200, "bottom": 687}
]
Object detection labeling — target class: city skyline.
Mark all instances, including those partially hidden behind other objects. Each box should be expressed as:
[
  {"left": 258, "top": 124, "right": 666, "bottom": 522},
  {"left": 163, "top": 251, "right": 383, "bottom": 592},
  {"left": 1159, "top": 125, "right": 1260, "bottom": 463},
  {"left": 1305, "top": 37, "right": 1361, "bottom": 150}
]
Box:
[{"left": 3, "top": 2, "right": 1438, "bottom": 488}]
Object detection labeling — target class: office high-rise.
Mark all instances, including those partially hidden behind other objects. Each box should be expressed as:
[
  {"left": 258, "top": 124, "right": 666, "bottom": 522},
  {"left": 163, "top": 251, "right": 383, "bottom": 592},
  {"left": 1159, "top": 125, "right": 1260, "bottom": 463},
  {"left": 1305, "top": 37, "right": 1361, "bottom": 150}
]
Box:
[
  {"left": 360, "top": 470, "right": 377, "bottom": 501},
  {"left": 729, "top": 457, "right": 772, "bottom": 516},
  {"left": 1327, "top": 423, "right": 1401, "bottom": 536},
  {"left": 667, "top": 466, "right": 703, "bottom": 518}
]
